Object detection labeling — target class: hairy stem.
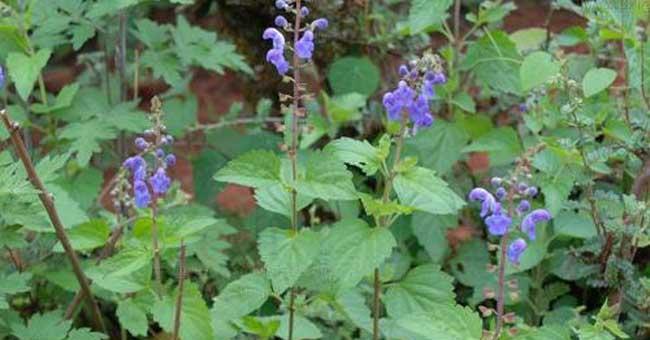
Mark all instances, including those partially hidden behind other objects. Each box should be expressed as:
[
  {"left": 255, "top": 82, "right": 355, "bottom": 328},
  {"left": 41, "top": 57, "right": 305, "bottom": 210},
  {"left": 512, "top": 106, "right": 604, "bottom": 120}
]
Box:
[
  {"left": 152, "top": 198, "right": 163, "bottom": 296},
  {"left": 172, "top": 241, "right": 186, "bottom": 340},
  {"left": 0, "top": 110, "right": 106, "bottom": 333},
  {"left": 287, "top": 2, "right": 304, "bottom": 340},
  {"left": 493, "top": 233, "right": 509, "bottom": 340}
]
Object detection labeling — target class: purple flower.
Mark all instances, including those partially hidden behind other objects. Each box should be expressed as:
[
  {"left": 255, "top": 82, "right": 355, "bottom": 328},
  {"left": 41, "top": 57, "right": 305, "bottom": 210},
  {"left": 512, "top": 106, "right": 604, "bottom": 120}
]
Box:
[
  {"left": 525, "top": 186, "right": 538, "bottom": 197},
  {"left": 485, "top": 206, "right": 512, "bottom": 236},
  {"left": 383, "top": 81, "right": 415, "bottom": 121},
  {"left": 398, "top": 65, "right": 409, "bottom": 77},
  {"left": 312, "top": 18, "right": 329, "bottom": 31},
  {"left": 134, "top": 180, "right": 151, "bottom": 208},
  {"left": 162, "top": 135, "right": 174, "bottom": 145},
  {"left": 408, "top": 94, "right": 433, "bottom": 127},
  {"left": 295, "top": 30, "right": 315, "bottom": 59},
  {"left": 275, "top": 0, "right": 288, "bottom": 10},
  {"left": 263, "top": 28, "right": 285, "bottom": 50},
  {"left": 517, "top": 200, "right": 531, "bottom": 214},
  {"left": 468, "top": 188, "right": 498, "bottom": 218},
  {"left": 300, "top": 6, "right": 310, "bottom": 17},
  {"left": 165, "top": 154, "right": 176, "bottom": 167},
  {"left": 155, "top": 148, "right": 165, "bottom": 158},
  {"left": 123, "top": 156, "right": 145, "bottom": 173},
  {"left": 149, "top": 167, "right": 171, "bottom": 195},
  {"left": 517, "top": 182, "right": 528, "bottom": 193},
  {"left": 0, "top": 65, "right": 4, "bottom": 89},
  {"left": 134, "top": 166, "right": 147, "bottom": 181},
  {"left": 490, "top": 177, "right": 502, "bottom": 187},
  {"left": 135, "top": 137, "right": 149, "bottom": 150},
  {"left": 521, "top": 209, "right": 551, "bottom": 240},
  {"left": 266, "top": 48, "right": 290, "bottom": 75},
  {"left": 274, "top": 15, "right": 288, "bottom": 27},
  {"left": 519, "top": 103, "right": 528, "bottom": 112},
  {"left": 422, "top": 80, "right": 436, "bottom": 99},
  {"left": 495, "top": 187, "right": 507, "bottom": 200},
  {"left": 507, "top": 238, "right": 527, "bottom": 264}
]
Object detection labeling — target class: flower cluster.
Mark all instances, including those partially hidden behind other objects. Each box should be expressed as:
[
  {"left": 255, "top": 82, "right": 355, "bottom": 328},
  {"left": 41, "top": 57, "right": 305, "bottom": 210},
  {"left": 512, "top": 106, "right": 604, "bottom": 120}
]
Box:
[
  {"left": 120, "top": 98, "right": 175, "bottom": 209},
  {"left": 263, "top": 0, "right": 328, "bottom": 75},
  {"left": 382, "top": 54, "right": 447, "bottom": 128},
  {"left": 0, "top": 65, "right": 4, "bottom": 89},
  {"left": 468, "top": 179, "right": 551, "bottom": 264}
]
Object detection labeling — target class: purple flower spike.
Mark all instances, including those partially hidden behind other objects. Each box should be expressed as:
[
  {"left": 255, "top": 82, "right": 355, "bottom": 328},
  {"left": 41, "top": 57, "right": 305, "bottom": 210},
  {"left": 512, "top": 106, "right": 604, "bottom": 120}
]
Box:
[
  {"left": 485, "top": 207, "right": 512, "bottom": 236},
  {"left": 399, "top": 65, "right": 409, "bottom": 77},
  {"left": 295, "top": 30, "right": 315, "bottom": 59},
  {"left": 0, "top": 66, "right": 4, "bottom": 89},
  {"left": 266, "top": 48, "right": 290, "bottom": 75},
  {"left": 495, "top": 187, "right": 507, "bottom": 200},
  {"left": 521, "top": 209, "right": 551, "bottom": 240},
  {"left": 134, "top": 180, "right": 151, "bottom": 208},
  {"left": 123, "top": 156, "right": 145, "bottom": 173},
  {"left": 149, "top": 167, "right": 171, "bottom": 195},
  {"left": 432, "top": 72, "right": 447, "bottom": 85},
  {"left": 517, "top": 200, "right": 531, "bottom": 214},
  {"left": 263, "top": 28, "right": 286, "bottom": 49},
  {"left": 165, "top": 154, "right": 176, "bottom": 167},
  {"left": 507, "top": 238, "right": 527, "bottom": 264},
  {"left": 383, "top": 81, "right": 416, "bottom": 121},
  {"left": 468, "top": 188, "right": 498, "bottom": 218},
  {"left": 274, "top": 15, "right": 288, "bottom": 27},
  {"left": 275, "top": 0, "right": 288, "bottom": 10},
  {"left": 312, "top": 18, "right": 329, "bottom": 31},
  {"left": 135, "top": 137, "right": 149, "bottom": 150},
  {"left": 517, "top": 182, "right": 528, "bottom": 193},
  {"left": 408, "top": 94, "right": 433, "bottom": 127},
  {"left": 422, "top": 80, "right": 436, "bottom": 99},
  {"left": 155, "top": 148, "right": 165, "bottom": 158},
  {"left": 300, "top": 7, "right": 310, "bottom": 17}
]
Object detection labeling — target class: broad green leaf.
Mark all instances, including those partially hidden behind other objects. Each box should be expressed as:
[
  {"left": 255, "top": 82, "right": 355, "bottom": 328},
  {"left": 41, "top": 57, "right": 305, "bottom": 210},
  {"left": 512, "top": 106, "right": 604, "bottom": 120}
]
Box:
[
  {"left": 152, "top": 283, "right": 214, "bottom": 340},
  {"left": 393, "top": 166, "right": 465, "bottom": 215},
  {"left": 324, "top": 92, "right": 366, "bottom": 123},
  {"left": 239, "top": 315, "right": 322, "bottom": 340},
  {"left": 327, "top": 57, "right": 380, "bottom": 97},
  {"left": 408, "top": 0, "right": 454, "bottom": 34},
  {"left": 86, "top": 246, "right": 152, "bottom": 293},
  {"left": 582, "top": 68, "right": 617, "bottom": 97},
  {"left": 133, "top": 19, "right": 170, "bottom": 49},
  {"left": 31, "top": 83, "right": 80, "bottom": 114},
  {"left": 388, "top": 304, "right": 483, "bottom": 340},
  {"left": 406, "top": 121, "right": 469, "bottom": 175},
  {"left": 518, "top": 324, "right": 572, "bottom": 340},
  {"left": 70, "top": 24, "right": 96, "bottom": 51},
  {"left": 326, "top": 137, "right": 383, "bottom": 176},
  {"left": 510, "top": 28, "right": 548, "bottom": 52},
  {"left": 162, "top": 95, "right": 198, "bottom": 138},
  {"left": 214, "top": 150, "right": 282, "bottom": 188},
  {"left": 86, "top": 0, "right": 140, "bottom": 18},
  {"left": 140, "top": 50, "right": 182, "bottom": 85},
  {"left": 295, "top": 150, "right": 357, "bottom": 200},
  {"left": 384, "top": 265, "right": 455, "bottom": 317},
  {"left": 211, "top": 272, "right": 271, "bottom": 321},
  {"left": 59, "top": 119, "right": 117, "bottom": 166},
  {"left": 463, "top": 127, "right": 522, "bottom": 166},
  {"left": 6, "top": 49, "right": 52, "bottom": 101},
  {"left": 116, "top": 299, "right": 148, "bottom": 337},
  {"left": 53, "top": 220, "right": 110, "bottom": 252},
  {"left": 411, "top": 213, "right": 457, "bottom": 263},
  {"left": 449, "top": 239, "right": 491, "bottom": 287},
  {"left": 461, "top": 30, "right": 522, "bottom": 94},
  {"left": 65, "top": 328, "right": 107, "bottom": 340},
  {"left": 11, "top": 311, "right": 71, "bottom": 340},
  {"left": 520, "top": 51, "right": 560, "bottom": 91},
  {"left": 49, "top": 184, "right": 88, "bottom": 230},
  {"left": 554, "top": 211, "right": 598, "bottom": 239},
  {"left": 254, "top": 183, "right": 312, "bottom": 218},
  {"left": 360, "top": 194, "right": 415, "bottom": 218},
  {"left": 258, "top": 227, "right": 321, "bottom": 293},
  {"left": 0, "top": 272, "right": 32, "bottom": 309},
  {"left": 335, "top": 288, "right": 373, "bottom": 333}
]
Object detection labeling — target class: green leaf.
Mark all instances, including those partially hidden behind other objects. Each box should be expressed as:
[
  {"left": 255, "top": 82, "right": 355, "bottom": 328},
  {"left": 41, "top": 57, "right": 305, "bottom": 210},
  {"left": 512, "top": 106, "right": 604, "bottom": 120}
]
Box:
[
  {"left": 0, "top": 272, "right": 32, "bottom": 308},
  {"left": 53, "top": 219, "right": 110, "bottom": 252},
  {"left": 384, "top": 265, "right": 455, "bottom": 318},
  {"left": 411, "top": 213, "right": 456, "bottom": 263},
  {"left": 520, "top": 51, "right": 560, "bottom": 91},
  {"left": 31, "top": 83, "right": 80, "bottom": 114},
  {"left": 239, "top": 315, "right": 322, "bottom": 340},
  {"left": 335, "top": 288, "right": 373, "bottom": 333},
  {"left": 360, "top": 194, "right": 415, "bottom": 218},
  {"left": 327, "top": 56, "right": 380, "bottom": 97},
  {"left": 211, "top": 272, "right": 271, "bottom": 321},
  {"left": 324, "top": 92, "right": 366, "bottom": 123},
  {"left": 518, "top": 324, "right": 571, "bottom": 340},
  {"left": 59, "top": 119, "right": 117, "bottom": 166},
  {"left": 510, "top": 28, "right": 548, "bottom": 52},
  {"left": 255, "top": 183, "right": 312, "bottom": 218},
  {"left": 408, "top": 0, "right": 454, "bottom": 34},
  {"left": 133, "top": 19, "right": 170, "bottom": 49},
  {"left": 152, "top": 283, "right": 214, "bottom": 340},
  {"left": 326, "top": 137, "right": 383, "bottom": 176},
  {"left": 11, "top": 311, "right": 71, "bottom": 340},
  {"left": 65, "top": 328, "right": 107, "bottom": 340},
  {"left": 214, "top": 150, "right": 282, "bottom": 189},
  {"left": 86, "top": 246, "right": 152, "bottom": 293},
  {"left": 554, "top": 211, "right": 598, "bottom": 239},
  {"left": 406, "top": 121, "right": 469, "bottom": 175},
  {"left": 6, "top": 49, "right": 52, "bottom": 101},
  {"left": 258, "top": 228, "right": 321, "bottom": 293},
  {"left": 449, "top": 239, "right": 491, "bottom": 287},
  {"left": 70, "top": 24, "right": 96, "bottom": 51},
  {"left": 393, "top": 166, "right": 465, "bottom": 215},
  {"left": 582, "top": 67, "right": 617, "bottom": 97},
  {"left": 86, "top": 0, "right": 140, "bottom": 18},
  {"left": 461, "top": 30, "right": 522, "bottom": 94},
  {"left": 295, "top": 150, "right": 357, "bottom": 201},
  {"left": 388, "top": 304, "right": 483, "bottom": 340},
  {"left": 162, "top": 95, "right": 198, "bottom": 138},
  {"left": 140, "top": 50, "right": 182, "bottom": 85},
  {"left": 463, "top": 127, "right": 522, "bottom": 166},
  {"left": 116, "top": 299, "right": 148, "bottom": 337}
]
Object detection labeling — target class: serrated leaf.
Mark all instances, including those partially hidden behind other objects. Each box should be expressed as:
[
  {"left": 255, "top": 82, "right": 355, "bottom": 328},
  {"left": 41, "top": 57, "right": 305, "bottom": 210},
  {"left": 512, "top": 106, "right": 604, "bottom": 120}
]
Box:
[
  {"left": 152, "top": 283, "right": 214, "bottom": 340},
  {"left": 326, "top": 137, "right": 383, "bottom": 176},
  {"left": 463, "top": 126, "right": 522, "bottom": 166},
  {"left": 582, "top": 67, "right": 617, "bottom": 97},
  {"left": 360, "top": 193, "right": 414, "bottom": 217},
  {"left": 11, "top": 311, "right": 71, "bottom": 340},
  {"left": 211, "top": 272, "right": 271, "bottom": 321},
  {"left": 53, "top": 219, "right": 109, "bottom": 252},
  {"left": 255, "top": 183, "right": 312, "bottom": 218},
  {"left": 408, "top": 0, "right": 454, "bottom": 34},
  {"left": 59, "top": 119, "right": 117, "bottom": 166},
  {"left": 520, "top": 51, "right": 560, "bottom": 90},
  {"left": 6, "top": 49, "right": 52, "bottom": 101},
  {"left": 388, "top": 304, "right": 483, "bottom": 340},
  {"left": 411, "top": 213, "right": 456, "bottom": 263},
  {"left": 327, "top": 56, "right": 380, "bottom": 97},
  {"left": 295, "top": 150, "right": 357, "bottom": 200},
  {"left": 384, "top": 265, "right": 455, "bottom": 318},
  {"left": 116, "top": 299, "right": 148, "bottom": 337},
  {"left": 406, "top": 121, "right": 469, "bottom": 175},
  {"left": 31, "top": 83, "right": 80, "bottom": 114},
  {"left": 65, "top": 328, "right": 107, "bottom": 340},
  {"left": 335, "top": 288, "right": 373, "bottom": 333},
  {"left": 214, "top": 150, "right": 282, "bottom": 188},
  {"left": 258, "top": 227, "right": 321, "bottom": 293},
  {"left": 393, "top": 166, "right": 465, "bottom": 215}
]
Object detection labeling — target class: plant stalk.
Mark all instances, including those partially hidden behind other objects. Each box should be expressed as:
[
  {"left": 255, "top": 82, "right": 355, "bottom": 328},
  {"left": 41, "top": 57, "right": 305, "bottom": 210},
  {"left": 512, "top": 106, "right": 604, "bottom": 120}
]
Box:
[
  {"left": 172, "top": 240, "right": 186, "bottom": 340},
  {"left": 0, "top": 110, "right": 106, "bottom": 333},
  {"left": 493, "top": 233, "right": 509, "bottom": 340}
]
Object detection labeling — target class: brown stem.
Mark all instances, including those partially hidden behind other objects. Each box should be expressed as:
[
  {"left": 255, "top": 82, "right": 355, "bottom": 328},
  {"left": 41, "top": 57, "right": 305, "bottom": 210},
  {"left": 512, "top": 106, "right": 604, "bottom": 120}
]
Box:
[
  {"left": 172, "top": 241, "right": 186, "bottom": 340},
  {"left": 152, "top": 198, "right": 163, "bottom": 296},
  {"left": 493, "top": 233, "right": 509, "bottom": 340},
  {"left": 0, "top": 110, "right": 106, "bottom": 333},
  {"left": 288, "top": 2, "right": 303, "bottom": 339},
  {"left": 5, "top": 246, "right": 24, "bottom": 271}
]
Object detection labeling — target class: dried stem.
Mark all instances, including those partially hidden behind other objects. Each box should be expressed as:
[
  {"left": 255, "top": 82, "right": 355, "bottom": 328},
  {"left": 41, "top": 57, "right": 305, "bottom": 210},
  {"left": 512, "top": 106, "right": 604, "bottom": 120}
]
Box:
[
  {"left": 493, "top": 233, "right": 509, "bottom": 339},
  {"left": 172, "top": 241, "right": 186, "bottom": 340},
  {"left": 0, "top": 110, "right": 106, "bottom": 333},
  {"left": 287, "top": 1, "right": 303, "bottom": 339}
]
